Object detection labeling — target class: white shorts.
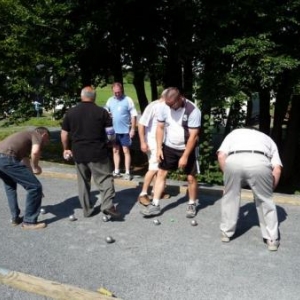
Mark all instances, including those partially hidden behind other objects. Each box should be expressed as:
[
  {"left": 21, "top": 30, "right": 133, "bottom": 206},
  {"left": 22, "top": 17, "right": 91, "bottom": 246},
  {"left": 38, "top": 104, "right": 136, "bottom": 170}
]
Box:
[{"left": 147, "top": 147, "right": 159, "bottom": 171}]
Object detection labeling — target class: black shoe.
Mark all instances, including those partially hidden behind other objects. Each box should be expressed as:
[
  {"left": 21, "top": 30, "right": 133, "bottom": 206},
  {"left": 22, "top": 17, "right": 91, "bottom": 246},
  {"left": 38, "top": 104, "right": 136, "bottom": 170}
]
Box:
[
  {"left": 103, "top": 206, "right": 122, "bottom": 219},
  {"left": 11, "top": 216, "right": 23, "bottom": 226}
]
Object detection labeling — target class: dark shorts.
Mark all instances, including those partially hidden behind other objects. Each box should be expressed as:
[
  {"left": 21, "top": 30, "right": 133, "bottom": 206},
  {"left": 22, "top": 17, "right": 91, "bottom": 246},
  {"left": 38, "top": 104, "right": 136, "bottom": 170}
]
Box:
[
  {"left": 115, "top": 133, "right": 132, "bottom": 147},
  {"left": 159, "top": 144, "right": 197, "bottom": 175}
]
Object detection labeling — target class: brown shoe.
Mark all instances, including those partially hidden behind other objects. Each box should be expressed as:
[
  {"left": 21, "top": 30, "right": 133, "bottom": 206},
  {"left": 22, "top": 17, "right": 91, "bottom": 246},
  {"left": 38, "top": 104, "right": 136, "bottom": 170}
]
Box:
[
  {"left": 103, "top": 206, "right": 122, "bottom": 219},
  {"left": 161, "top": 192, "right": 171, "bottom": 199},
  {"left": 138, "top": 194, "right": 151, "bottom": 206},
  {"left": 21, "top": 222, "right": 47, "bottom": 230}
]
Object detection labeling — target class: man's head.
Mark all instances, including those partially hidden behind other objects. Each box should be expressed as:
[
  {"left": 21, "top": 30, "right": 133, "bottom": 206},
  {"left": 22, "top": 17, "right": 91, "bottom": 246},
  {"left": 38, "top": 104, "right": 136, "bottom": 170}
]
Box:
[
  {"left": 35, "top": 127, "right": 50, "bottom": 146},
  {"left": 81, "top": 86, "right": 96, "bottom": 102},
  {"left": 164, "top": 87, "right": 184, "bottom": 110},
  {"left": 112, "top": 82, "right": 124, "bottom": 100},
  {"left": 159, "top": 88, "right": 170, "bottom": 101}
]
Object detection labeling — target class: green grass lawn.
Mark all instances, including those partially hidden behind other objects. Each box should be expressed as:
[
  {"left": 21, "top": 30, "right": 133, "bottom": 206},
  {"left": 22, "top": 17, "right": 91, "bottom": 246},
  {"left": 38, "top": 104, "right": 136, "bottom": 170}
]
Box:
[{"left": 96, "top": 82, "right": 152, "bottom": 111}]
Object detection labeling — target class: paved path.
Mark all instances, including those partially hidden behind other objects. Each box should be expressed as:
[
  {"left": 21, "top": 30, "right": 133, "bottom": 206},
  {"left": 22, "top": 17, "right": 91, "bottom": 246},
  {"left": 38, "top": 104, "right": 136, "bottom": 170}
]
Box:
[{"left": 0, "top": 163, "right": 300, "bottom": 300}]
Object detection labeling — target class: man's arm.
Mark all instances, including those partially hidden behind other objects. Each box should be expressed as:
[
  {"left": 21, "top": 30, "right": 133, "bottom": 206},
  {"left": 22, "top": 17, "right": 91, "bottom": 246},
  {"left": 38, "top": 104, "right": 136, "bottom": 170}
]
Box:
[
  {"left": 156, "top": 121, "right": 165, "bottom": 162},
  {"left": 217, "top": 151, "right": 227, "bottom": 172},
  {"left": 31, "top": 144, "right": 42, "bottom": 174},
  {"left": 130, "top": 116, "right": 137, "bottom": 138},
  {"left": 61, "top": 130, "right": 73, "bottom": 159},
  {"left": 272, "top": 165, "right": 282, "bottom": 189},
  {"left": 178, "top": 128, "right": 199, "bottom": 169},
  {"left": 138, "top": 123, "right": 148, "bottom": 153}
]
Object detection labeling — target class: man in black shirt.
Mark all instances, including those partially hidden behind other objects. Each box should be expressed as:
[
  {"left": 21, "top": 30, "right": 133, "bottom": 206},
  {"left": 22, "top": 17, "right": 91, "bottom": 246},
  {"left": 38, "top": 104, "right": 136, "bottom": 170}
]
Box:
[{"left": 61, "top": 86, "right": 121, "bottom": 219}]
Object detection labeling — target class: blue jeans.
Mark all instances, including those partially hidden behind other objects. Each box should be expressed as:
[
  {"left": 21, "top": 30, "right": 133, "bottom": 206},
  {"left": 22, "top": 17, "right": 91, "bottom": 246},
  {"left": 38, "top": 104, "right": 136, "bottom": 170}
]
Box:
[{"left": 0, "top": 154, "right": 43, "bottom": 224}]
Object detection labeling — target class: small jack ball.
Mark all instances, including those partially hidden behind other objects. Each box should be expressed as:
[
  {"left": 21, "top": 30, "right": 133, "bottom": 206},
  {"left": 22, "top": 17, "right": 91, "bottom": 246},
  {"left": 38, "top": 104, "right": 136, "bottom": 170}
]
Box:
[
  {"left": 102, "top": 215, "right": 109, "bottom": 222},
  {"left": 69, "top": 215, "right": 76, "bottom": 221},
  {"left": 40, "top": 208, "right": 46, "bottom": 214},
  {"left": 153, "top": 219, "right": 161, "bottom": 225},
  {"left": 191, "top": 220, "right": 198, "bottom": 226},
  {"left": 105, "top": 236, "right": 115, "bottom": 244}
]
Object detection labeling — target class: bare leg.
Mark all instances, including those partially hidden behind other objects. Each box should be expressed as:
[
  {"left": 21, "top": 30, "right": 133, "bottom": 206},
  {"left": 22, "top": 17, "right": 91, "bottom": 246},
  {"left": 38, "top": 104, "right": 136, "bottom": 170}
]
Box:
[
  {"left": 153, "top": 169, "right": 168, "bottom": 201},
  {"left": 123, "top": 146, "right": 131, "bottom": 173},
  {"left": 141, "top": 170, "right": 157, "bottom": 194},
  {"left": 113, "top": 144, "right": 120, "bottom": 172},
  {"left": 187, "top": 174, "right": 198, "bottom": 200}
]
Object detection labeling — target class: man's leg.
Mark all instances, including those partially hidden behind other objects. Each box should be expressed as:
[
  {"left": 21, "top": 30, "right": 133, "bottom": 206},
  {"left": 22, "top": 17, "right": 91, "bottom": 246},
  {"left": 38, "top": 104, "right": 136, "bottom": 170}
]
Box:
[
  {"left": 220, "top": 157, "right": 243, "bottom": 240},
  {"left": 113, "top": 143, "right": 121, "bottom": 176},
  {"left": 0, "top": 157, "right": 43, "bottom": 225},
  {"left": 186, "top": 174, "right": 198, "bottom": 218},
  {"left": 1, "top": 170, "right": 21, "bottom": 222},
  {"left": 138, "top": 170, "right": 157, "bottom": 206},
  {"left": 139, "top": 148, "right": 158, "bottom": 206},
  {"left": 140, "top": 169, "right": 168, "bottom": 216},
  {"left": 75, "top": 163, "right": 93, "bottom": 217},
  {"left": 248, "top": 161, "right": 279, "bottom": 242},
  {"left": 122, "top": 145, "right": 131, "bottom": 175}
]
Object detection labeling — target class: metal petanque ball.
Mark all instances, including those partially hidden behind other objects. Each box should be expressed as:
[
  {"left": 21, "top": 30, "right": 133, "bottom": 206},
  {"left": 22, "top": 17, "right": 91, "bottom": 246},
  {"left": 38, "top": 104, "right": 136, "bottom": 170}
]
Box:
[
  {"left": 40, "top": 208, "right": 46, "bottom": 214},
  {"left": 153, "top": 219, "right": 161, "bottom": 225},
  {"left": 69, "top": 215, "right": 77, "bottom": 222},
  {"left": 105, "top": 236, "right": 115, "bottom": 244},
  {"left": 102, "top": 215, "right": 109, "bottom": 222},
  {"left": 191, "top": 220, "right": 198, "bottom": 226}
]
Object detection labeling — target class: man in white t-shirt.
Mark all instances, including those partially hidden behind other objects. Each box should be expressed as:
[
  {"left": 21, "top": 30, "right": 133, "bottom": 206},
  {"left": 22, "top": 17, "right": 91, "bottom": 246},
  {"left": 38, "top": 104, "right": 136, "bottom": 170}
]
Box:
[
  {"left": 141, "top": 87, "right": 201, "bottom": 218},
  {"left": 138, "top": 89, "right": 170, "bottom": 206},
  {"left": 217, "top": 128, "right": 282, "bottom": 251}
]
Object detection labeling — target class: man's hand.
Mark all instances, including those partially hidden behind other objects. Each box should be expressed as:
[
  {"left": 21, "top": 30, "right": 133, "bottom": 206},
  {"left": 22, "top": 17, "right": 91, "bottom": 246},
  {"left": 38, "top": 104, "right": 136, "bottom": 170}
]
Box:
[
  {"left": 129, "top": 128, "right": 135, "bottom": 139},
  {"left": 157, "top": 148, "right": 164, "bottom": 163},
  {"left": 140, "top": 141, "right": 148, "bottom": 153},
  {"left": 178, "top": 155, "right": 188, "bottom": 169},
  {"left": 63, "top": 150, "right": 73, "bottom": 160},
  {"left": 33, "top": 166, "right": 42, "bottom": 175}
]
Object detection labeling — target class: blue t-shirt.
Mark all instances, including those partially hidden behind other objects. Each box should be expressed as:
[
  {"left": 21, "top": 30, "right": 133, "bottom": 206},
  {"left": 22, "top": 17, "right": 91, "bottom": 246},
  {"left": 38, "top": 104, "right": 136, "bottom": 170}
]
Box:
[{"left": 105, "top": 96, "right": 137, "bottom": 134}]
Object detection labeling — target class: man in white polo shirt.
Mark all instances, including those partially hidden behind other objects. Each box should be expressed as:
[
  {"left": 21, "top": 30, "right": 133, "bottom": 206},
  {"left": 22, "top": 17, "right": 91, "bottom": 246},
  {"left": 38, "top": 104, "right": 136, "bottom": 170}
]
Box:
[
  {"left": 141, "top": 87, "right": 201, "bottom": 218},
  {"left": 138, "top": 89, "right": 170, "bottom": 206},
  {"left": 217, "top": 128, "right": 282, "bottom": 251}
]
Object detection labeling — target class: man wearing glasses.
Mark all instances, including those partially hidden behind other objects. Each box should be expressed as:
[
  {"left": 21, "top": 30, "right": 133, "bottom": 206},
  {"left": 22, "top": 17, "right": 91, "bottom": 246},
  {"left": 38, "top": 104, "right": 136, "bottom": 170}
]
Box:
[{"left": 141, "top": 87, "right": 201, "bottom": 218}]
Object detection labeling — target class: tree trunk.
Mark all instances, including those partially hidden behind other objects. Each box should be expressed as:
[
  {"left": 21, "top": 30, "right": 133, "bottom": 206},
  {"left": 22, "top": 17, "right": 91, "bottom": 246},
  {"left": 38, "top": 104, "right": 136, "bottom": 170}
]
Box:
[
  {"left": 281, "top": 95, "right": 300, "bottom": 184},
  {"left": 271, "top": 83, "right": 292, "bottom": 149},
  {"left": 258, "top": 88, "right": 270, "bottom": 135},
  {"left": 149, "top": 71, "right": 158, "bottom": 101},
  {"left": 133, "top": 70, "right": 148, "bottom": 113},
  {"left": 163, "top": 47, "right": 182, "bottom": 89},
  {"left": 183, "top": 58, "right": 193, "bottom": 100}
]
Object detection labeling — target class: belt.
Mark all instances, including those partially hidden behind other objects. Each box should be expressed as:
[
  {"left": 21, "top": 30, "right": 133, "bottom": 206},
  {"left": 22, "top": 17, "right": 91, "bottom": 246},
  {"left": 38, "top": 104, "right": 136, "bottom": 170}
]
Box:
[{"left": 228, "top": 150, "right": 269, "bottom": 158}]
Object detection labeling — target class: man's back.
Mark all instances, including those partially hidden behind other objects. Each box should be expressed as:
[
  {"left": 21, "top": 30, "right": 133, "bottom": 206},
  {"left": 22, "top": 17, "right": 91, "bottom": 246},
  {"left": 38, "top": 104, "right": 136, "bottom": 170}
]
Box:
[{"left": 61, "top": 102, "right": 112, "bottom": 163}]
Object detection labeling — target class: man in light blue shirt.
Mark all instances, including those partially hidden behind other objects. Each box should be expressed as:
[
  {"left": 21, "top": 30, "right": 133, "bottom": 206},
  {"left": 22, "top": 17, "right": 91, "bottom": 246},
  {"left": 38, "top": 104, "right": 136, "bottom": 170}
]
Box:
[{"left": 105, "top": 82, "right": 137, "bottom": 180}]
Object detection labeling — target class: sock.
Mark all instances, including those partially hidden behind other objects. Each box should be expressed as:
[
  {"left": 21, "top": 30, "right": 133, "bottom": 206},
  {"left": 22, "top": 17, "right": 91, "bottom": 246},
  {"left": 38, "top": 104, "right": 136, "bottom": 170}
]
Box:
[
  {"left": 152, "top": 198, "right": 160, "bottom": 206},
  {"left": 140, "top": 192, "right": 148, "bottom": 196},
  {"left": 188, "top": 199, "right": 196, "bottom": 205},
  {"left": 125, "top": 170, "right": 130, "bottom": 174},
  {"left": 114, "top": 169, "right": 120, "bottom": 174}
]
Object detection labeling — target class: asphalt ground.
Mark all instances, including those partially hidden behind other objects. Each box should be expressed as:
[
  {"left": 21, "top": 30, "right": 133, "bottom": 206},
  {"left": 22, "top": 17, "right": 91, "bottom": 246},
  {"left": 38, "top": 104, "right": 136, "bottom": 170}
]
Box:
[{"left": 0, "top": 163, "right": 300, "bottom": 300}]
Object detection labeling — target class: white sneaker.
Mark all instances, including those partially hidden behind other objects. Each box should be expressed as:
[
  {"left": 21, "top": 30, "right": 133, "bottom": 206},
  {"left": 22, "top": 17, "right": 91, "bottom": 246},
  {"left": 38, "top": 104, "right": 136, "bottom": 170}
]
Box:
[
  {"left": 221, "top": 231, "right": 230, "bottom": 243},
  {"left": 267, "top": 239, "right": 279, "bottom": 251}
]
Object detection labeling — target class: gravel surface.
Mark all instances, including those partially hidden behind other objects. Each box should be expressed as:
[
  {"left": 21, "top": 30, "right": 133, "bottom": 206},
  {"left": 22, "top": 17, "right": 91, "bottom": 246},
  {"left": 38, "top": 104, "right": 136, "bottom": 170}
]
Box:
[{"left": 0, "top": 172, "right": 299, "bottom": 300}]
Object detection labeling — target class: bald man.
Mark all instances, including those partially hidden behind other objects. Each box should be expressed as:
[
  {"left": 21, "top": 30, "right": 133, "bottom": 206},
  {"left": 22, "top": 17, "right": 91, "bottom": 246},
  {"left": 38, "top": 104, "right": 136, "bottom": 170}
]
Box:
[{"left": 61, "top": 86, "right": 122, "bottom": 219}]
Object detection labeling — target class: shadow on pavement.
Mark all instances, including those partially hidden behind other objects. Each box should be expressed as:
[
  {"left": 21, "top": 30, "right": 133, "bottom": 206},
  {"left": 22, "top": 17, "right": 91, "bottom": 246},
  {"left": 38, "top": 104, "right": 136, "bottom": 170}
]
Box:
[
  {"left": 232, "top": 202, "right": 288, "bottom": 240},
  {"left": 42, "top": 191, "right": 99, "bottom": 224},
  {"left": 115, "top": 187, "right": 139, "bottom": 216}
]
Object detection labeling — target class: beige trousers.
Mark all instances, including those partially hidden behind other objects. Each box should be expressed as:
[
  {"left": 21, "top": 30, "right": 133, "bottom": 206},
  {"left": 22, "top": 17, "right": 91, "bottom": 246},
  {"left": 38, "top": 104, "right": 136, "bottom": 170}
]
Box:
[{"left": 220, "top": 153, "right": 279, "bottom": 241}]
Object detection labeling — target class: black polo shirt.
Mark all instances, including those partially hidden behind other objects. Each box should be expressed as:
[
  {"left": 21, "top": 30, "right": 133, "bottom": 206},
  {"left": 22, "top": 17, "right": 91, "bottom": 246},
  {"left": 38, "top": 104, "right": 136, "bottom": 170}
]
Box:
[{"left": 62, "top": 102, "right": 112, "bottom": 163}]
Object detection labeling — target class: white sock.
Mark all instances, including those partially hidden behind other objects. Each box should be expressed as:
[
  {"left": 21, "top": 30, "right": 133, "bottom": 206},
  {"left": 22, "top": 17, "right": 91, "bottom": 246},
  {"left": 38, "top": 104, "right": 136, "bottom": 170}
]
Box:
[
  {"left": 125, "top": 170, "right": 130, "bottom": 174},
  {"left": 188, "top": 199, "right": 196, "bottom": 205},
  {"left": 152, "top": 198, "right": 160, "bottom": 206},
  {"left": 140, "top": 192, "right": 148, "bottom": 196},
  {"left": 114, "top": 169, "right": 120, "bottom": 174}
]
